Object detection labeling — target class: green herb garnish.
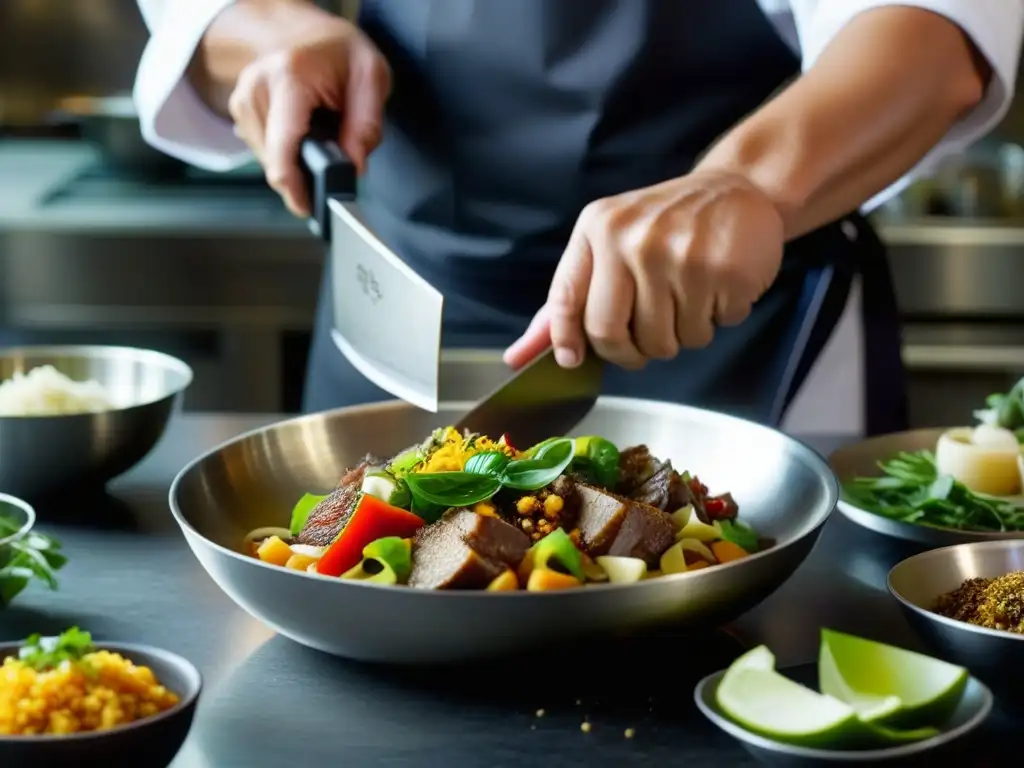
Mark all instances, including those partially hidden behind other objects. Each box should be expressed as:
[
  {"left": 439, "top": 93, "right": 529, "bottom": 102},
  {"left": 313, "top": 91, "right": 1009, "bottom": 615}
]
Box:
[
  {"left": 404, "top": 472, "right": 503, "bottom": 511},
  {"left": 0, "top": 514, "right": 67, "bottom": 608},
  {"left": 500, "top": 438, "right": 575, "bottom": 491},
  {"left": 843, "top": 450, "right": 1024, "bottom": 532},
  {"left": 570, "top": 436, "right": 621, "bottom": 488},
  {"left": 19, "top": 627, "right": 94, "bottom": 671},
  {"left": 719, "top": 519, "right": 759, "bottom": 553},
  {"left": 464, "top": 451, "right": 511, "bottom": 477}
]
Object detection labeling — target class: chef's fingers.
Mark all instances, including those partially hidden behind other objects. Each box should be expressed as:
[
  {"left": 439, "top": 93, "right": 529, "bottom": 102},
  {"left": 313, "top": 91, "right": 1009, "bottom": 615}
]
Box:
[
  {"left": 629, "top": 252, "right": 679, "bottom": 361},
  {"left": 264, "top": 79, "right": 318, "bottom": 217},
  {"left": 228, "top": 68, "right": 269, "bottom": 162},
  {"left": 672, "top": 268, "right": 716, "bottom": 349},
  {"left": 340, "top": 50, "right": 391, "bottom": 174},
  {"left": 503, "top": 306, "right": 552, "bottom": 370},
  {"left": 712, "top": 290, "right": 752, "bottom": 328},
  {"left": 585, "top": 246, "right": 645, "bottom": 370},
  {"left": 547, "top": 228, "right": 593, "bottom": 369}
]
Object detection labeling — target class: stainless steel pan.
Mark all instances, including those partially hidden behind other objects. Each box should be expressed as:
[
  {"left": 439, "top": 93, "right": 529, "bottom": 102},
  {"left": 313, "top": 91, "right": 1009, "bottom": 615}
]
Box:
[{"left": 169, "top": 398, "right": 837, "bottom": 664}]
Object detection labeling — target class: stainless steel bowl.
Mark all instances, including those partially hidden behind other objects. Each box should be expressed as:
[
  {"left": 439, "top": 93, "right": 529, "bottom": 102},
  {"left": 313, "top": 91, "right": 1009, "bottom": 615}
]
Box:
[
  {"left": 695, "top": 662, "right": 993, "bottom": 766},
  {"left": 0, "top": 346, "right": 192, "bottom": 499},
  {"left": 888, "top": 540, "right": 1024, "bottom": 695},
  {"left": 830, "top": 429, "right": 1024, "bottom": 546},
  {"left": 169, "top": 398, "right": 838, "bottom": 664}
]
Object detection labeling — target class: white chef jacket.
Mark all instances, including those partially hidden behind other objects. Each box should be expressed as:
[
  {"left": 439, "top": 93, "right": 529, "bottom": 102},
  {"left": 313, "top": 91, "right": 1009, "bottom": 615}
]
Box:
[{"left": 134, "top": 0, "right": 1024, "bottom": 210}]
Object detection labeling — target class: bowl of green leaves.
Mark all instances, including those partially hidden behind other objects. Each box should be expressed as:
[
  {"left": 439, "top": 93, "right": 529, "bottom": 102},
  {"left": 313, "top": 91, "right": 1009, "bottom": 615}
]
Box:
[{"left": 0, "top": 493, "right": 67, "bottom": 607}]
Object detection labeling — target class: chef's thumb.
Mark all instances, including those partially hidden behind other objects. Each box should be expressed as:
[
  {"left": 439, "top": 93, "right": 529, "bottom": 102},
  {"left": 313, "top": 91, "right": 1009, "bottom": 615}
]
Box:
[{"left": 340, "top": 55, "right": 390, "bottom": 173}]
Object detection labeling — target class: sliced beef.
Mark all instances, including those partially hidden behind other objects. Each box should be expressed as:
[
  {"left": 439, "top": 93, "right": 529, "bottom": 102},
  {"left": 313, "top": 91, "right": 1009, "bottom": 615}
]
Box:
[
  {"left": 617, "top": 445, "right": 662, "bottom": 494},
  {"left": 576, "top": 484, "right": 675, "bottom": 567},
  {"left": 295, "top": 453, "right": 380, "bottom": 546},
  {"left": 408, "top": 509, "right": 531, "bottom": 590}
]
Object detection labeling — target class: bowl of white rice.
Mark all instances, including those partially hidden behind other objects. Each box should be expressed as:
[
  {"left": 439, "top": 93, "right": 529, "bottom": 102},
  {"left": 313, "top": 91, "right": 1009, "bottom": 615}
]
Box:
[{"left": 0, "top": 346, "right": 192, "bottom": 498}]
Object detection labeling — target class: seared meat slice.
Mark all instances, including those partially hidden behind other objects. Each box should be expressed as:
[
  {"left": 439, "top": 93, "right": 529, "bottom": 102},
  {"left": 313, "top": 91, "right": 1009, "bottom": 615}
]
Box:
[
  {"left": 632, "top": 462, "right": 675, "bottom": 510},
  {"left": 296, "top": 454, "right": 380, "bottom": 546},
  {"left": 408, "top": 509, "right": 531, "bottom": 590},
  {"left": 576, "top": 484, "right": 675, "bottom": 567},
  {"left": 617, "top": 445, "right": 663, "bottom": 494}
]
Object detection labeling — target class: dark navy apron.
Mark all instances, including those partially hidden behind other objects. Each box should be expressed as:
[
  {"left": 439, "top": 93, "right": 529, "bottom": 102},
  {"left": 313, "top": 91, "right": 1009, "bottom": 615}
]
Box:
[{"left": 303, "top": 0, "right": 908, "bottom": 435}]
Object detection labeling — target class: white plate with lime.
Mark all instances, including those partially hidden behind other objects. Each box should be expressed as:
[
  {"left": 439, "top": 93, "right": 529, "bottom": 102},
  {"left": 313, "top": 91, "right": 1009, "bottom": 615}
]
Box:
[{"left": 694, "top": 629, "right": 992, "bottom": 765}]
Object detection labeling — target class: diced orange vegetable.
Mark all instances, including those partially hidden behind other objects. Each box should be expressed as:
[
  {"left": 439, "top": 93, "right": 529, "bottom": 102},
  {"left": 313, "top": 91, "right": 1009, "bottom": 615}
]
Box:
[
  {"left": 527, "top": 568, "right": 581, "bottom": 591},
  {"left": 711, "top": 540, "right": 749, "bottom": 563},
  {"left": 256, "top": 536, "right": 293, "bottom": 567},
  {"left": 487, "top": 569, "right": 519, "bottom": 591},
  {"left": 517, "top": 549, "right": 536, "bottom": 584},
  {"left": 687, "top": 560, "right": 710, "bottom": 571},
  {"left": 285, "top": 553, "right": 318, "bottom": 571}
]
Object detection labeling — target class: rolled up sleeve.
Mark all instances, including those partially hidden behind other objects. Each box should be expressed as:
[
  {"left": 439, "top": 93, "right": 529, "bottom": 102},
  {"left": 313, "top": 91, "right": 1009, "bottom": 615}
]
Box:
[
  {"left": 788, "top": 0, "right": 1024, "bottom": 210},
  {"left": 133, "top": 0, "right": 253, "bottom": 171}
]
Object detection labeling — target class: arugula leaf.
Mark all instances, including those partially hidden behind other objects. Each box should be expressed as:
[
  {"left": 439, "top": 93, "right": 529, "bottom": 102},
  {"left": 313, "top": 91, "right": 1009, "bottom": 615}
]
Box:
[
  {"left": 289, "top": 493, "right": 328, "bottom": 536},
  {"left": 843, "top": 449, "right": 1024, "bottom": 533},
  {"left": 19, "top": 627, "right": 94, "bottom": 671}
]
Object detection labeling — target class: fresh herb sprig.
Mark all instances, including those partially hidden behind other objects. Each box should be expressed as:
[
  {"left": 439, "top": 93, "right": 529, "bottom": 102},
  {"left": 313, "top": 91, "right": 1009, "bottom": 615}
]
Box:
[
  {"left": 0, "top": 515, "right": 67, "bottom": 608},
  {"left": 843, "top": 450, "right": 1024, "bottom": 532},
  {"left": 18, "top": 627, "right": 94, "bottom": 671}
]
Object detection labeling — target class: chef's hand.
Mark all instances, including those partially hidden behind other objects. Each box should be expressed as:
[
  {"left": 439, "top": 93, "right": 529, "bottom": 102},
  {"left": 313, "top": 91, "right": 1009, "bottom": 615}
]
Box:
[
  {"left": 227, "top": 14, "right": 390, "bottom": 216},
  {"left": 504, "top": 170, "right": 786, "bottom": 371}
]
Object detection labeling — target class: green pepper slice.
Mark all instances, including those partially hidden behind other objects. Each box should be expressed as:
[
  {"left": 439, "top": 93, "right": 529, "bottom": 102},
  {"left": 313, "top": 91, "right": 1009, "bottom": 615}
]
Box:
[
  {"left": 531, "top": 528, "right": 584, "bottom": 581},
  {"left": 341, "top": 536, "right": 413, "bottom": 585}
]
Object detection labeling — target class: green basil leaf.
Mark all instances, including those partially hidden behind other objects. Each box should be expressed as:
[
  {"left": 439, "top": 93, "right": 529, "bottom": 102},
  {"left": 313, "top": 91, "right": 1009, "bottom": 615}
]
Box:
[
  {"left": 574, "top": 436, "right": 620, "bottom": 488},
  {"left": 522, "top": 437, "right": 559, "bottom": 458},
  {"left": 289, "top": 493, "right": 329, "bottom": 536},
  {"left": 405, "top": 472, "right": 502, "bottom": 509},
  {"left": 718, "top": 519, "right": 759, "bottom": 553},
  {"left": 501, "top": 438, "right": 575, "bottom": 491},
  {"left": 464, "top": 451, "right": 510, "bottom": 477}
]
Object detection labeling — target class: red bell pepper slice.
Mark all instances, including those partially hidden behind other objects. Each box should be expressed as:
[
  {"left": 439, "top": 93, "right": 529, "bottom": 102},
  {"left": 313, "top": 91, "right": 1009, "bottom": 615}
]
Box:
[{"left": 316, "top": 495, "right": 425, "bottom": 577}]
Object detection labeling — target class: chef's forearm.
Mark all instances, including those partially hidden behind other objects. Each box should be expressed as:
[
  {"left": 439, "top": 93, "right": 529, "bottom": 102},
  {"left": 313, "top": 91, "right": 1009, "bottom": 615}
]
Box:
[
  {"left": 187, "top": 0, "right": 332, "bottom": 117},
  {"left": 696, "top": 6, "right": 989, "bottom": 240}
]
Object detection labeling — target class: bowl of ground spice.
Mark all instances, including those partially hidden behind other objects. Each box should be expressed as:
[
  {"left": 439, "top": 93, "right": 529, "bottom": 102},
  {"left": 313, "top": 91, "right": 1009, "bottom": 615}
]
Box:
[{"left": 888, "top": 540, "right": 1024, "bottom": 699}]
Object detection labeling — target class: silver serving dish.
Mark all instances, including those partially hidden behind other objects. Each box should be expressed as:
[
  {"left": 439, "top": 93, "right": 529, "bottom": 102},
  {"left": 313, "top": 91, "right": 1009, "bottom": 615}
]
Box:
[
  {"left": 695, "top": 662, "right": 993, "bottom": 766},
  {"left": 170, "top": 398, "right": 837, "bottom": 664},
  {"left": 830, "top": 428, "right": 1024, "bottom": 546},
  {"left": 0, "top": 346, "right": 192, "bottom": 498},
  {"left": 888, "top": 540, "right": 1024, "bottom": 695}
]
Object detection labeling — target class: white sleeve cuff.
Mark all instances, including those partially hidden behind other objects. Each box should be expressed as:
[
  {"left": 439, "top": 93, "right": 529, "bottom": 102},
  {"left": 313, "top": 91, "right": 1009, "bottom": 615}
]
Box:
[
  {"left": 793, "top": 0, "right": 1024, "bottom": 212},
  {"left": 133, "top": 0, "right": 254, "bottom": 172}
]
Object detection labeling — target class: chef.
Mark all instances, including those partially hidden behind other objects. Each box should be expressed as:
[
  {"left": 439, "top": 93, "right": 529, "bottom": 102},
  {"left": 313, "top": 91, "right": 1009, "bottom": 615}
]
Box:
[{"left": 133, "top": 0, "right": 1021, "bottom": 431}]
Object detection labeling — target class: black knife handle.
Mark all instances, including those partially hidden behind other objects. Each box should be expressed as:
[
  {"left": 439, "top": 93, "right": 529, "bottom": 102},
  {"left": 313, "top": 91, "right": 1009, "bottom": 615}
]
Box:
[{"left": 299, "top": 107, "right": 358, "bottom": 242}]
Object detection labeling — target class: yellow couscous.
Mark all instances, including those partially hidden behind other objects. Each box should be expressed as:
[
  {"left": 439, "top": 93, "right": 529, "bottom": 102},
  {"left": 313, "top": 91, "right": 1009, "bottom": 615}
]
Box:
[{"left": 0, "top": 649, "right": 179, "bottom": 736}]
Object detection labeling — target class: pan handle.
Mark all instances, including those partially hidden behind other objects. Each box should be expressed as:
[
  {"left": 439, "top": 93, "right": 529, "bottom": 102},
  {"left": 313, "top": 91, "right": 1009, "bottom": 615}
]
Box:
[{"left": 299, "top": 107, "right": 358, "bottom": 241}]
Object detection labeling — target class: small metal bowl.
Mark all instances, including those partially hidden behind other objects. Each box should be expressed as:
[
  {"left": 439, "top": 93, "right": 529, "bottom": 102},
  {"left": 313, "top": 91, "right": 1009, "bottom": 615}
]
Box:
[
  {"left": 0, "top": 346, "right": 193, "bottom": 499},
  {"left": 888, "top": 540, "right": 1024, "bottom": 697},
  {"left": 694, "top": 662, "right": 993, "bottom": 766},
  {"left": 0, "top": 641, "right": 202, "bottom": 768}
]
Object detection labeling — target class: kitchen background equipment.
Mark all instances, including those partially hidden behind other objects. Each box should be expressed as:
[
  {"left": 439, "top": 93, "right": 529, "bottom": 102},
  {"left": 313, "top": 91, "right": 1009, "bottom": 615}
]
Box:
[
  {"left": 829, "top": 428, "right": 1024, "bottom": 546},
  {"left": 694, "top": 661, "right": 993, "bottom": 766},
  {"left": 51, "top": 95, "right": 185, "bottom": 180},
  {"left": 169, "top": 397, "right": 838, "bottom": 664},
  {"left": 887, "top": 539, "right": 1024, "bottom": 700},
  {"left": 454, "top": 348, "right": 603, "bottom": 447},
  {"left": 0, "top": 346, "right": 192, "bottom": 499},
  {"left": 301, "top": 109, "right": 445, "bottom": 411}
]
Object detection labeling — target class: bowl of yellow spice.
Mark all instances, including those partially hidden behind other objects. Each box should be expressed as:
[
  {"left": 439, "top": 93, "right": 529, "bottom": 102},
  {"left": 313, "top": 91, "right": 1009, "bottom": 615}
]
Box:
[
  {"left": 889, "top": 540, "right": 1024, "bottom": 702},
  {"left": 0, "top": 627, "right": 201, "bottom": 768}
]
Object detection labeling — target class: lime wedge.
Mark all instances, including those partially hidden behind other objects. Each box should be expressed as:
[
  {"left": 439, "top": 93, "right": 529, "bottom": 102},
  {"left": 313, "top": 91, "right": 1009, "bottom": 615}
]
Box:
[
  {"left": 731, "top": 644, "right": 776, "bottom": 672},
  {"left": 819, "top": 629, "right": 967, "bottom": 729},
  {"left": 717, "top": 664, "right": 866, "bottom": 749}
]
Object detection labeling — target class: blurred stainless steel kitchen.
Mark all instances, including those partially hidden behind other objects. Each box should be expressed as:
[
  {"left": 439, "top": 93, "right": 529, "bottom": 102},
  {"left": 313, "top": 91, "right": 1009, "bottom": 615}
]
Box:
[{"left": 1, "top": 0, "right": 1022, "bottom": 429}]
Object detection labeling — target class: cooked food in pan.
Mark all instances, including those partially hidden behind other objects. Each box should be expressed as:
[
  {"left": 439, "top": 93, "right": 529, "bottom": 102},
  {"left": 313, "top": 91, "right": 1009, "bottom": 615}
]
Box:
[{"left": 245, "top": 427, "right": 766, "bottom": 590}]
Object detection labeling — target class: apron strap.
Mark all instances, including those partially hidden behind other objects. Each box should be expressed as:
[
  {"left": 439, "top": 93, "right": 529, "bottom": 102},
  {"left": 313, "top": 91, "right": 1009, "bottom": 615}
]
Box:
[{"left": 767, "top": 216, "right": 909, "bottom": 434}]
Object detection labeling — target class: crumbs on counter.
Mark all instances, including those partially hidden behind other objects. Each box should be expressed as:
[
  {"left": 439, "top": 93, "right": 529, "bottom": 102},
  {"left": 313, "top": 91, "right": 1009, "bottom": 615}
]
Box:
[
  {"left": 624, "top": 728, "right": 636, "bottom": 739},
  {"left": 580, "top": 721, "right": 592, "bottom": 733},
  {"left": 535, "top": 708, "right": 545, "bottom": 718}
]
